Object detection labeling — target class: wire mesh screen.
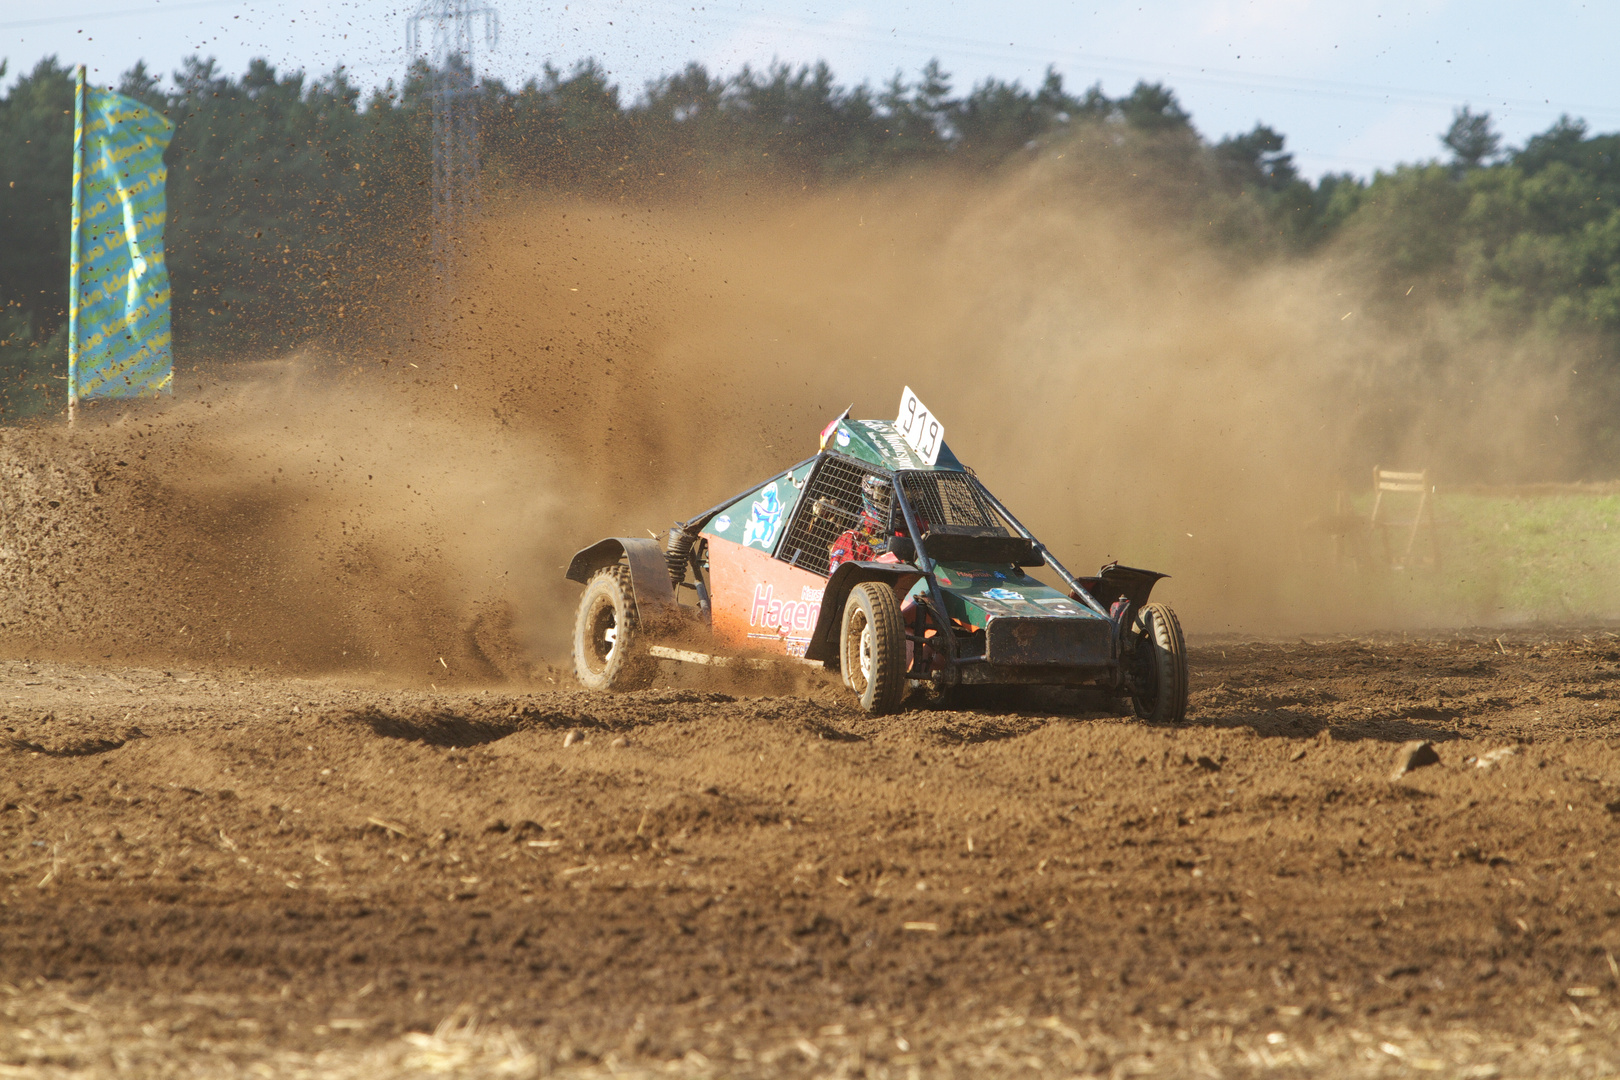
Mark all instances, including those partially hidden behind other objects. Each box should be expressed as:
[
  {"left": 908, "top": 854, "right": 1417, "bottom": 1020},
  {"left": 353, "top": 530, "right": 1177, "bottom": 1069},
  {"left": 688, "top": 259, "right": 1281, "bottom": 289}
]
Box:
[
  {"left": 899, "top": 471, "right": 1008, "bottom": 534},
  {"left": 779, "top": 454, "right": 890, "bottom": 576}
]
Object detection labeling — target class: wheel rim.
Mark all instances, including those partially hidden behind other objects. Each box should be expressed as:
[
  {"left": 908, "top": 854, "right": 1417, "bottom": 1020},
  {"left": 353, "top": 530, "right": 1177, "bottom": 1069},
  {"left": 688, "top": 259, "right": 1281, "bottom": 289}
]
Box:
[
  {"left": 1133, "top": 614, "right": 1161, "bottom": 711},
  {"left": 847, "top": 609, "right": 872, "bottom": 690},
  {"left": 859, "top": 620, "right": 874, "bottom": 685},
  {"left": 587, "top": 600, "right": 618, "bottom": 671}
]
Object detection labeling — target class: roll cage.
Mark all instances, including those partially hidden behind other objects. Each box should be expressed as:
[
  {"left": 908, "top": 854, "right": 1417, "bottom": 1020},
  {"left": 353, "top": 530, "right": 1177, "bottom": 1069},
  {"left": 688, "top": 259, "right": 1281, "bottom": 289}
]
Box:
[{"left": 670, "top": 451, "right": 1114, "bottom": 670}]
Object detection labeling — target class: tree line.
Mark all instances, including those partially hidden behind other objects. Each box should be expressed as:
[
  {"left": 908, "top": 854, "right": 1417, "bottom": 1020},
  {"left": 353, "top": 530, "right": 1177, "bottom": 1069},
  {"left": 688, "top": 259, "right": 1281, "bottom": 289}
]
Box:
[{"left": 3, "top": 51, "right": 1620, "bottom": 440}]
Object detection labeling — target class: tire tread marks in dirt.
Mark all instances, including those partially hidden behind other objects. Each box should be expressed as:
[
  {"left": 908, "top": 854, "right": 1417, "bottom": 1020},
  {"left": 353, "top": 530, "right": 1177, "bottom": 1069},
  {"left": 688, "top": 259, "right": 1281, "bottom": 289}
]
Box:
[
  {"left": 3, "top": 733, "right": 135, "bottom": 757},
  {"left": 348, "top": 707, "right": 525, "bottom": 748}
]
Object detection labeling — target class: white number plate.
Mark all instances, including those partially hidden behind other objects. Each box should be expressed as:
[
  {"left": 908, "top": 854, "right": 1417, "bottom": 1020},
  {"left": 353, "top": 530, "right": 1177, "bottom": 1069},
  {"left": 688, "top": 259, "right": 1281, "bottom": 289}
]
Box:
[{"left": 895, "top": 386, "right": 944, "bottom": 466}]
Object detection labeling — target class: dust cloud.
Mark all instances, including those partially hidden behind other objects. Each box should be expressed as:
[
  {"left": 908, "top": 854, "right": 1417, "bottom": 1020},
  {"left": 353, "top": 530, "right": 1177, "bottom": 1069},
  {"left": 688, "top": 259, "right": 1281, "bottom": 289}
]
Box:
[
  {"left": 0, "top": 158, "right": 1586, "bottom": 676},
  {"left": 442, "top": 159, "right": 1568, "bottom": 642}
]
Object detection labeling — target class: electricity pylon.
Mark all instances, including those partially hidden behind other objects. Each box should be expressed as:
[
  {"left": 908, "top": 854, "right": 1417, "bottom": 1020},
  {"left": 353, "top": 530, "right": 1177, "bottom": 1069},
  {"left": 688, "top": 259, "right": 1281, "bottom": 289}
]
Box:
[{"left": 407, "top": 0, "right": 498, "bottom": 300}]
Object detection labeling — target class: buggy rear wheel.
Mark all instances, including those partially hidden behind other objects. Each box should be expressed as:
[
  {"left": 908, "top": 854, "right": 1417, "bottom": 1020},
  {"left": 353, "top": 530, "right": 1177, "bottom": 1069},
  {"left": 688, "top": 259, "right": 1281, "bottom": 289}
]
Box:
[
  {"left": 573, "top": 565, "right": 649, "bottom": 691},
  {"left": 1130, "top": 602, "right": 1188, "bottom": 724},
  {"left": 840, "top": 582, "right": 907, "bottom": 715}
]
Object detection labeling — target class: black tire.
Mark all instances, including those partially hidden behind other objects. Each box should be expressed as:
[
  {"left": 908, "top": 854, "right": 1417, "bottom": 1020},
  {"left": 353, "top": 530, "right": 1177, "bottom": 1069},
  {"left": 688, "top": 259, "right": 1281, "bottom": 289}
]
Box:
[
  {"left": 1131, "top": 602, "right": 1188, "bottom": 724},
  {"left": 573, "top": 565, "right": 648, "bottom": 691},
  {"left": 840, "top": 582, "right": 907, "bottom": 714}
]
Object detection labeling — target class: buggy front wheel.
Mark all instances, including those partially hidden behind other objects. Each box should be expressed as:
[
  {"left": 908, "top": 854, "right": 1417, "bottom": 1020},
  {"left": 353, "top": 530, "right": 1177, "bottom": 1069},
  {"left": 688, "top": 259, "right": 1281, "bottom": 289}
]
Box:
[
  {"left": 840, "top": 582, "right": 907, "bottom": 715},
  {"left": 1130, "top": 602, "right": 1188, "bottom": 724}
]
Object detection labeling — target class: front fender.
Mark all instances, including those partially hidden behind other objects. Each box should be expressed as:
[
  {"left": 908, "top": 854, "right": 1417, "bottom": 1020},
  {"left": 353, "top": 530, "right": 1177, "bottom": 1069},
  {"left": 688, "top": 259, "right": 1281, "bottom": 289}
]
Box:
[
  {"left": 1088, "top": 563, "right": 1168, "bottom": 609},
  {"left": 802, "top": 561, "right": 923, "bottom": 663},
  {"left": 1076, "top": 563, "right": 1167, "bottom": 679},
  {"left": 565, "top": 537, "right": 679, "bottom": 620}
]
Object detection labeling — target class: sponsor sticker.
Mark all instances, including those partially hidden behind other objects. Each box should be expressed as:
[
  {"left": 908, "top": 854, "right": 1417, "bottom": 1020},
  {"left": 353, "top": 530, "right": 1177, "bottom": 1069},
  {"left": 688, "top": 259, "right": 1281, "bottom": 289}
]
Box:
[
  {"left": 742, "top": 482, "right": 784, "bottom": 549},
  {"left": 1035, "top": 598, "right": 1081, "bottom": 615},
  {"left": 835, "top": 429, "right": 851, "bottom": 447},
  {"left": 713, "top": 514, "right": 731, "bottom": 533},
  {"left": 863, "top": 419, "right": 926, "bottom": 469},
  {"left": 984, "top": 587, "right": 1022, "bottom": 602},
  {"left": 750, "top": 582, "right": 822, "bottom": 638},
  {"left": 819, "top": 407, "right": 852, "bottom": 449}
]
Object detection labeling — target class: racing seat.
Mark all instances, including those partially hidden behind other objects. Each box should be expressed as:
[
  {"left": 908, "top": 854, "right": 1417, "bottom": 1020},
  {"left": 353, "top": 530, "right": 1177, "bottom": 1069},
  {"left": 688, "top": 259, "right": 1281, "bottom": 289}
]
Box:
[{"left": 1369, "top": 467, "right": 1439, "bottom": 569}]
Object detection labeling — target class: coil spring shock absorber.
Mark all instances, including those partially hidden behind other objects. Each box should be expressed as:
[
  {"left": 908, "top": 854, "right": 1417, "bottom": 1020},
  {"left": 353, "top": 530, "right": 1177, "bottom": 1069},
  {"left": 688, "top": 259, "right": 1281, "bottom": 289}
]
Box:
[{"left": 664, "top": 525, "right": 696, "bottom": 588}]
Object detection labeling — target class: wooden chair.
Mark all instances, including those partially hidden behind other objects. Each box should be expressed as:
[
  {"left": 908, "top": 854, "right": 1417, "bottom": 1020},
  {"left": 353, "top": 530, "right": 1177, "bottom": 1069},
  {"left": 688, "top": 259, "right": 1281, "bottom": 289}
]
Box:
[{"left": 1369, "top": 467, "right": 1439, "bottom": 569}]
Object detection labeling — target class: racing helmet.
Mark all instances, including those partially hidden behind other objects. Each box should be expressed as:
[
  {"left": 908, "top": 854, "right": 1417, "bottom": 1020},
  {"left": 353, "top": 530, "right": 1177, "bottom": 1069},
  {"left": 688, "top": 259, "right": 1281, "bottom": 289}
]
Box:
[{"left": 860, "top": 473, "right": 892, "bottom": 518}]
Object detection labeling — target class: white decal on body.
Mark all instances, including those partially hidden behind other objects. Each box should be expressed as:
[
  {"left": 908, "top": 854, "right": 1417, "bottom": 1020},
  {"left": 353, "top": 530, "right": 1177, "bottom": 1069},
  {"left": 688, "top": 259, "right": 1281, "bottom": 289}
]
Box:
[
  {"left": 862, "top": 421, "right": 924, "bottom": 469},
  {"left": 750, "top": 582, "right": 822, "bottom": 639}
]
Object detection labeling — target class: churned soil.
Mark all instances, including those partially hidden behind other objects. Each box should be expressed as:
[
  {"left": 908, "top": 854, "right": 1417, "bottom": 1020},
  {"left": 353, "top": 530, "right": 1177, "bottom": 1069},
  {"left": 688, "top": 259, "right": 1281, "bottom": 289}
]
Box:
[{"left": 4, "top": 630, "right": 1620, "bottom": 1077}]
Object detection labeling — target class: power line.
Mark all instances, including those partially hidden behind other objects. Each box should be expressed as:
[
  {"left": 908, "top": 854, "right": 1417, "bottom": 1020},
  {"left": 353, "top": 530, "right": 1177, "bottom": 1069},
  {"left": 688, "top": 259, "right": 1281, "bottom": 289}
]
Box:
[
  {"left": 407, "top": 0, "right": 497, "bottom": 304},
  {"left": 0, "top": 0, "right": 243, "bottom": 32},
  {"left": 16, "top": 0, "right": 1620, "bottom": 125},
  {"left": 19, "top": 0, "right": 1620, "bottom": 152},
  {"left": 659, "top": 6, "right": 1620, "bottom": 123}
]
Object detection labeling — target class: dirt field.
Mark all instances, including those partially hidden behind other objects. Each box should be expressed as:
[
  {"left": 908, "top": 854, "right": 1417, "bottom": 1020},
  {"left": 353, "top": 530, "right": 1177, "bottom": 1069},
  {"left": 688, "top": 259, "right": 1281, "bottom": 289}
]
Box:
[{"left": 4, "top": 630, "right": 1620, "bottom": 1078}]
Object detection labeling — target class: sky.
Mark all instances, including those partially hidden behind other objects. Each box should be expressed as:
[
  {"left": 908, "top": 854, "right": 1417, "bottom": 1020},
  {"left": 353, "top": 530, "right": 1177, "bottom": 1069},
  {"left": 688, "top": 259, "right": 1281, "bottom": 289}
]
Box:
[{"left": 5, "top": 0, "right": 1620, "bottom": 179}]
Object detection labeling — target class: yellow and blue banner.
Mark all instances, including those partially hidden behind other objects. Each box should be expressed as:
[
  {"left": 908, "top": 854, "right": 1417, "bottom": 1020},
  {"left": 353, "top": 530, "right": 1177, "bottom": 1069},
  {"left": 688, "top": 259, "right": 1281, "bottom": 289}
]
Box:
[{"left": 68, "top": 65, "right": 175, "bottom": 413}]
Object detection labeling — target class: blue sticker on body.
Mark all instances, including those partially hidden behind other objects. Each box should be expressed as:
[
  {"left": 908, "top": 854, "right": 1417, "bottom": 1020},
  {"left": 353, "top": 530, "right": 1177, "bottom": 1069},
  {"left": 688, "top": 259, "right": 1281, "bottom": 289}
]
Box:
[
  {"left": 835, "top": 429, "right": 851, "bottom": 447},
  {"left": 713, "top": 514, "right": 732, "bottom": 532},
  {"left": 984, "top": 587, "right": 1022, "bottom": 602},
  {"left": 742, "top": 483, "right": 784, "bottom": 549}
]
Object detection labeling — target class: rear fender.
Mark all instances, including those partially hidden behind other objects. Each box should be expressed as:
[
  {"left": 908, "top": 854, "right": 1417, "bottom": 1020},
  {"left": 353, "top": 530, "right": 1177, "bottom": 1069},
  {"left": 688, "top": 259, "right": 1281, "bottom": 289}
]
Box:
[
  {"left": 565, "top": 538, "right": 679, "bottom": 621},
  {"left": 802, "top": 561, "right": 923, "bottom": 663}
]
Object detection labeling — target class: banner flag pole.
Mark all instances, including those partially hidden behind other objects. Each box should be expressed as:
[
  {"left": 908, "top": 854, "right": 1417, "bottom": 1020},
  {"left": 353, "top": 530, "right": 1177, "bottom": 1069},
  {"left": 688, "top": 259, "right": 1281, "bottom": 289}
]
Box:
[{"left": 67, "top": 64, "right": 85, "bottom": 426}]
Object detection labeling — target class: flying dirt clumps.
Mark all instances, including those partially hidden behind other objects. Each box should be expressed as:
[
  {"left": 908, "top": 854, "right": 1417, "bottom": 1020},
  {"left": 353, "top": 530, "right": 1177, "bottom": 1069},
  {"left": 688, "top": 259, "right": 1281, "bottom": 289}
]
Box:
[
  {"left": 0, "top": 428, "right": 148, "bottom": 654},
  {"left": 0, "top": 362, "right": 554, "bottom": 682}
]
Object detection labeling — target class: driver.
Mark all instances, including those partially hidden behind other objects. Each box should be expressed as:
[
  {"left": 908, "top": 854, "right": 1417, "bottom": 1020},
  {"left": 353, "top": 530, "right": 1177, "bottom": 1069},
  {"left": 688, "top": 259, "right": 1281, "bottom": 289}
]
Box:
[
  {"left": 829, "top": 474, "right": 942, "bottom": 673},
  {"left": 828, "top": 473, "right": 899, "bottom": 572}
]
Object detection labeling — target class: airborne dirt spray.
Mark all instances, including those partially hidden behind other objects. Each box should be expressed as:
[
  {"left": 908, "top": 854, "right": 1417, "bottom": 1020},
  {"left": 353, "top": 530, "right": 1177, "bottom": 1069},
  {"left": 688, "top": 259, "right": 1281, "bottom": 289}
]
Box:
[{"left": 0, "top": 160, "right": 1586, "bottom": 678}]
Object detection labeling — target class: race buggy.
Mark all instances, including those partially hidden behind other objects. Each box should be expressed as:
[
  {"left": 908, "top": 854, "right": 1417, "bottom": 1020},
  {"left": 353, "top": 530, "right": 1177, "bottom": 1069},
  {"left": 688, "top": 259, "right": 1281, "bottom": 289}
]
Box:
[{"left": 566, "top": 389, "right": 1188, "bottom": 719}]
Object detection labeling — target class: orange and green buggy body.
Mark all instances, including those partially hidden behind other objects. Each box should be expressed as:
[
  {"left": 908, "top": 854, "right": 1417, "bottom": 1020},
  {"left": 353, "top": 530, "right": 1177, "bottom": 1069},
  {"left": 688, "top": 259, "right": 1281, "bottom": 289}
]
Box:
[{"left": 566, "top": 406, "right": 1187, "bottom": 718}]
